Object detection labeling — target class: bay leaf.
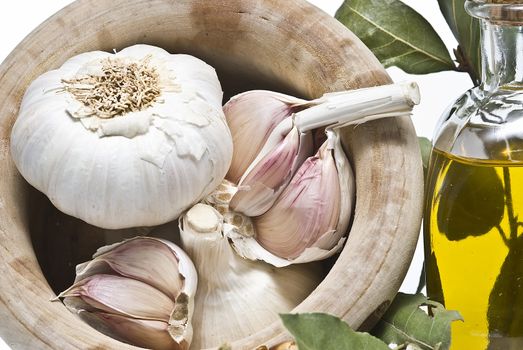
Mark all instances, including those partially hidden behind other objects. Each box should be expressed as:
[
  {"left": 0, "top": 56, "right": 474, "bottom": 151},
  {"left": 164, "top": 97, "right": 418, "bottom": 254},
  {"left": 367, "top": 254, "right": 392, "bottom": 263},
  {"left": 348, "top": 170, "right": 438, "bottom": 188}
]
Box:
[
  {"left": 280, "top": 313, "right": 390, "bottom": 350},
  {"left": 335, "top": 0, "right": 455, "bottom": 74},
  {"left": 425, "top": 251, "right": 445, "bottom": 306},
  {"left": 438, "top": 0, "right": 481, "bottom": 84},
  {"left": 371, "top": 293, "right": 462, "bottom": 350},
  {"left": 436, "top": 158, "right": 504, "bottom": 240},
  {"left": 488, "top": 235, "right": 523, "bottom": 349}
]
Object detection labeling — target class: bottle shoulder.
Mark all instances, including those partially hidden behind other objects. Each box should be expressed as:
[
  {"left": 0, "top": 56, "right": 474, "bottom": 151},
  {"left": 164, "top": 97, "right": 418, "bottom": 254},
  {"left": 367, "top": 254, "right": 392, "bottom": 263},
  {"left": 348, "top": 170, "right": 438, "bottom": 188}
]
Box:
[{"left": 433, "top": 86, "right": 523, "bottom": 161}]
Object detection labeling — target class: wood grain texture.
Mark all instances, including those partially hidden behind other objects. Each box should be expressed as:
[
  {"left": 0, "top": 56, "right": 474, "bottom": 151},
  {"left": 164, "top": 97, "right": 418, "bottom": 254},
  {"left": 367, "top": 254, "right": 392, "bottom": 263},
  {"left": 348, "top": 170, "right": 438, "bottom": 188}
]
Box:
[{"left": 0, "top": 0, "right": 424, "bottom": 349}]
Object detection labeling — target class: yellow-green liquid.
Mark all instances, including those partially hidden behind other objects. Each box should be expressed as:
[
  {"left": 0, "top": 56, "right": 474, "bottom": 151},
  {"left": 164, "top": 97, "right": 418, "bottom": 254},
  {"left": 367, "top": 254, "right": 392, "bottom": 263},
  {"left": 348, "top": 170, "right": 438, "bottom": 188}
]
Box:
[{"left": 424, "top": 149, "right": 523, "bottom": 350}]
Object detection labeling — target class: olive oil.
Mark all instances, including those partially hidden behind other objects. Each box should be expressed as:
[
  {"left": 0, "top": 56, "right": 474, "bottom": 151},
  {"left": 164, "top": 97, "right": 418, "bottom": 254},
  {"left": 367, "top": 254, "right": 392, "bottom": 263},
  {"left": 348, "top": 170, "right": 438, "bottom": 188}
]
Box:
[{"left": 424, "top": 149, "right": 523, "bottom": 349}]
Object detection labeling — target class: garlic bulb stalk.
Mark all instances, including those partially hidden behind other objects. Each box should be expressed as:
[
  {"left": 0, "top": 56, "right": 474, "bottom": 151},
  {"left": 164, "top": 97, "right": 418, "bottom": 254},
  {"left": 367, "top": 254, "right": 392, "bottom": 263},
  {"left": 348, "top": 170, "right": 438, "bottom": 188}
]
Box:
[
  {"left": 56, "top": 237, "right": 197, "bottom": 350},
  {"left": 179, "top": 203, "right": 323, "bottom": 349},
  {"left": 228, "top": 82, "right": 419, "bottom": 218},
  {"left": 293, "top": 82, "right": 420, "bottom": 132},
  {"left": 10, "top": 44, "right": 232, "bottom": 229}
]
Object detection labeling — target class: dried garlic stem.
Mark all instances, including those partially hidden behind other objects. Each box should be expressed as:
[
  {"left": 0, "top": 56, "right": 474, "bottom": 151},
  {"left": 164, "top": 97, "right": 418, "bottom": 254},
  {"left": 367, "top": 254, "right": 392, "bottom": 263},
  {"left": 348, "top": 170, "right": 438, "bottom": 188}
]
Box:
[
  {"left": 294, "top": 82, "right": 420, "bottom": 132},
  {"left": 63, "top": 56, "right": 161, "bottom": 118}
]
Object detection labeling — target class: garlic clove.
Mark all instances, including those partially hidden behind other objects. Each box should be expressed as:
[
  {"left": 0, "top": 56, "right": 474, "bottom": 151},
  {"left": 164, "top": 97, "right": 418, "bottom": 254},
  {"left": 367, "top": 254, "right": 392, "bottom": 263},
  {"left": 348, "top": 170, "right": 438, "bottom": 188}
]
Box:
[
  {"left": 224, "top": 90, "right": 312, "bottom": 183},
  {"left": 74, "top": 237, "right": 188, "bottom": 301},
  {"left": 57, "top": 237, "right": 197, "bottom": 349},
  {"left": 239, "top": 116, "right": 294, "bottom": 177},
  {"left": 315, "top": 130, "right": 354, "bottom": 252},
  {"left": 253, "top": 140, "right": 341, "bottom": 260},
  {"left": 80, "top": 312, "right": 184, "bottom": 350},
  {"left": 226, "top": 131, "right": 353, "bottom": 267},
  {"left": 179, "top": 203, "right": 323, "bottom": 349},
  {"left": 228, "top": 83, "right": 419, "bottom": 219},
  {"left": 59, "top": 274, "right": 175, "bottom": 322},
  {"left": 229, "top": 126, "right": 313, "bottom": 217}
]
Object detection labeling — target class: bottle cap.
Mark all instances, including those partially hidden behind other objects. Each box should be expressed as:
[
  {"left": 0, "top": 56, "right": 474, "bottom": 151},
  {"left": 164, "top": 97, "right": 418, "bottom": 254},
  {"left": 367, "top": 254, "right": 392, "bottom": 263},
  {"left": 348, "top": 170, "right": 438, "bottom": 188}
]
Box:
[{"left": 466, "top": 0, "right": 523, "bottom": 24}]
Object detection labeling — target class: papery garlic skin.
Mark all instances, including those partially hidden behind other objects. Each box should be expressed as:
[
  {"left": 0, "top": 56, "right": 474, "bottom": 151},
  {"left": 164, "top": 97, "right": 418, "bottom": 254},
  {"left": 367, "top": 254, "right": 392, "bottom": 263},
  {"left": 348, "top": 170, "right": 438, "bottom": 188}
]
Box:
[
  {"left": 179, "top": 203, "right": 323, "bottom": 349},
  {"left": 57, "top": 237, "right": 197, "bottom": 350},
  {"left": 10, "top": 44, "right": 232, "bottom": 229}
]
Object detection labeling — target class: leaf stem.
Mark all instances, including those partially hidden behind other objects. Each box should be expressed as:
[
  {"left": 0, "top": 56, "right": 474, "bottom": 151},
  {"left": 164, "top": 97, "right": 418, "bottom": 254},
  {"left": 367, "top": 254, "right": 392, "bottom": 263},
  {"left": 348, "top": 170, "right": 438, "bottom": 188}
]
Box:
[
  {"left": 455, "top": 45, "right": 481, "bottom": 86},
  {"left": 495, "top": 224, "right": 510, "bottom": 247},
  {"left": 502, "top": 167, "right": 518, "bottom": 244}
]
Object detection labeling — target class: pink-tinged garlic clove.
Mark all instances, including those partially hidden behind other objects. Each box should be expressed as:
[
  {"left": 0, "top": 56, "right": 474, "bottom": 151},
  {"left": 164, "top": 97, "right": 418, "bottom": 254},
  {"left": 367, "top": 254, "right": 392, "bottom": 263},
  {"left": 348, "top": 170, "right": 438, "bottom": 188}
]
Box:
[
  {"left": 253, "top": 141, "right": 341, "bottom": 260},
  {"left": 56, "top": 237, "right": 197, "bottom": 350},
  {"left": 230, "top": 125, "right": 313, "bottom": 217},
  {"left": 227, "top": 131, "right": 353, "bottom": 267},
  {"left": 224, "top": 90, "right": 313, "bottom": 184}
]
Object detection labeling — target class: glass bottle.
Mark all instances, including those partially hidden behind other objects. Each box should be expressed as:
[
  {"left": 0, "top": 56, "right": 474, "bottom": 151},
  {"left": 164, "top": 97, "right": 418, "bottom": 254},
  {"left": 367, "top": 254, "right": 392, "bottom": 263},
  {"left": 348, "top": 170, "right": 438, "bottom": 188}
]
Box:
[{"left": 424, "top": 1, "right": 523, "bottom": 349}]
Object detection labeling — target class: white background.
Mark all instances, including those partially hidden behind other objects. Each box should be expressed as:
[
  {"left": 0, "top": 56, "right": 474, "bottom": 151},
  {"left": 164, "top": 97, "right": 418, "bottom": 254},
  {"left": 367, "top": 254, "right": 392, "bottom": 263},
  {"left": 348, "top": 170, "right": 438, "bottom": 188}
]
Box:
[{"left": 0, "top": 1, "right": 473, "bottom": 349}]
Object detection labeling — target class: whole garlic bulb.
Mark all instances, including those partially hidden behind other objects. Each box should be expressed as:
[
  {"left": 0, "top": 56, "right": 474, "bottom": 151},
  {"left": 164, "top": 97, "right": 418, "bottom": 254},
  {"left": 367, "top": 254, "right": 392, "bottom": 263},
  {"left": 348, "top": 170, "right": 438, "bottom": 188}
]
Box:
[
  {"left": 56, "top": 237, "right": 197, "bottom": 350},
  {"left": 179, "top": 203, "right": 323, "bottom": 349},
  {"left": 10, "top": 44, "right": 232, "bottom": 229}
]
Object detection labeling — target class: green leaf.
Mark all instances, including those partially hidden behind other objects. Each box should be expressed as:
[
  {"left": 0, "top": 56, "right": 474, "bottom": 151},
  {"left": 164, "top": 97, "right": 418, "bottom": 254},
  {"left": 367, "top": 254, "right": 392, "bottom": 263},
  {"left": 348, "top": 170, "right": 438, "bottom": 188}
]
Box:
[
  {"left": 335, "top": 0, "right": 456, "bottom": 74},
  {"left": 280, "top": 313, "right": 390, "bottom": 350},
  {"left": 488, "top": 235, "right": 523, "bottom": 349},
  {"left": 438, "top": 0, "right": 481, "bottom": 84},
  {"left": 425, "top": 251, "right": 445, "bottom": 306},
  {"left": 372, "top": 293, "right": 463, "bottom": 350},
  {"left": 436, "top": 159, "right": 504, "bottom": 240}
]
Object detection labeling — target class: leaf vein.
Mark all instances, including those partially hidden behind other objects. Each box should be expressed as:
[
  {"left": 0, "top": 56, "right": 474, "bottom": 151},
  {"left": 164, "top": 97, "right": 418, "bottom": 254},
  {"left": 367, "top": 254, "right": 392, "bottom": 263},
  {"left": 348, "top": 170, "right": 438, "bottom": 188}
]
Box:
[
  {"left": 410, "top": 56, "right": 435, "bottom": 68},
  {"left": 372, "top": 39, "right": 399, "bottom": 52},
  {"left": 452, "top": 0, "right": 459, "bottom": 37},
  {"left": 382, "top": 320, "right": 434, "bottom": 349},
  {"left": 428, "top": 317, "right": 436, "bottom": 343},
  {"left": 381, "top": 49, "right": 417, "bottom": 65}
]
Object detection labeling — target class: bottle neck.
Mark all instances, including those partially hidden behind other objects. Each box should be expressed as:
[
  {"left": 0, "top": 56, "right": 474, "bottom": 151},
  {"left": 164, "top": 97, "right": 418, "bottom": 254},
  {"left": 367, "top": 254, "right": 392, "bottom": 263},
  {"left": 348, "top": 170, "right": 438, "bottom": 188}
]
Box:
[{"left": 480, "top": 19, "right": 523, "bottom": 91}]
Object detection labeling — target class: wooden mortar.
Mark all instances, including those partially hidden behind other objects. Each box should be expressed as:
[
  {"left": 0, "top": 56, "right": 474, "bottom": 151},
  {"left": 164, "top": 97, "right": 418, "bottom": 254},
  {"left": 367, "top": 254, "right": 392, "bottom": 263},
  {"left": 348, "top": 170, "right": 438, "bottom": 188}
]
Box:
[{"left": 0, "top": 0, "right": 424, "bottom": 349}]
